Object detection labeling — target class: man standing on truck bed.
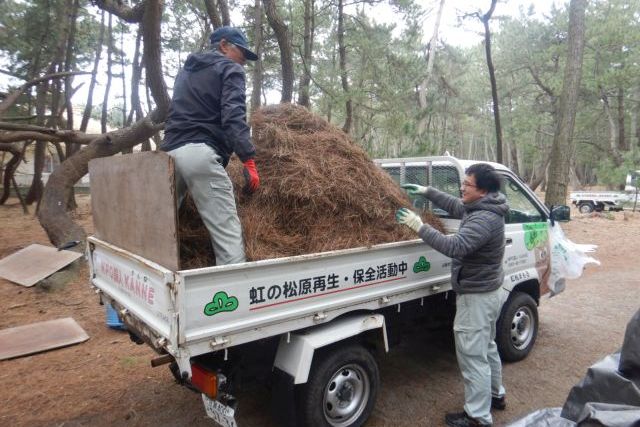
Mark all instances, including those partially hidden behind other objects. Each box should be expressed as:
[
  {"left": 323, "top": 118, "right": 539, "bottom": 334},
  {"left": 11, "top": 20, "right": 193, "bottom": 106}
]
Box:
[
  {"left": 396, "top": 163, "right": 508, "bottom": 427},
  {"left": 161, "top": 26, "right": 259, "bottom": 265}
]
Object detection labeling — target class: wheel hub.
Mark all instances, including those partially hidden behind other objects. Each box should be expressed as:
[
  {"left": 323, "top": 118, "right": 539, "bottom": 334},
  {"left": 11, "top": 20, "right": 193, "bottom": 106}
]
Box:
[
  {"left": 324, "top": 365, "right": 370, "bottom": 427},
  {"left": 511, "top": 307, "right": 533, "bottom": 350}
]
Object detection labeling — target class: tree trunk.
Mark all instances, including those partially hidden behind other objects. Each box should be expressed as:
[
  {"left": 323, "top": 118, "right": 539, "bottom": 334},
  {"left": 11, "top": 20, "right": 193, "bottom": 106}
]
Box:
[
  {"left": 218, "top": 0, "right": 230, "bottom": 26},
  {"left": 81, "top": 11, "right": 105, "bottom": 132},
  {"left": 63, "top": 0, "right": 79, "bottom": 132},
  {"left": 634, "top": 87, "right": 640, "bottom": 151},
  {"left": 529, "top": 155, "right": 551, "bottom": 192},
  {"left": 204, "top": 0, "right": 222, "bottom": 29},
  {"left": 297, "top": 0, "right": 314, "bottom": 108},
  {"left": 142, "top": 0, "right": 171, "bottom": 119},
  {"left": 506, "top": 93, "right": 519, "bottom": 175},
  {"left": 127, "top": 29, "right": 144, "bottom": 125},
  {"left": 251, "top": 0, "right": 264, "bottom": 113},
  {"left": 0, "top": 143, "right": 23, "bottom": 205},
  {"left": 101, "top": 13, "right": 113, "bottom": 134},
  {"left": 263, "top": 0, "right": 294, "bottom": 103},
  {"left": 417, "top": 0, "right": 445, "bottom": 135},
  {"left": 337, "top": 0, "right": 352, "bottom": 133},
  {"left": 120, "top": 25, "right": 128, "bottom": 133},
  {"left": 600, "top": 88, "right": 624, "bottom": 166},
  {"left": 25, "top": 71, "right": 52, "bottom": 205},
  {"left": 618, "top": 87, "right": 626, "bottom": 151},
  {"left": 480, "top": 0, "right": 503, "bottom": 163},
  {"left": 545, "top": 0, "right": 587, "bottom": 207},
  {"left": 38, "top": 116, "right": 163, "bottom": 246}
]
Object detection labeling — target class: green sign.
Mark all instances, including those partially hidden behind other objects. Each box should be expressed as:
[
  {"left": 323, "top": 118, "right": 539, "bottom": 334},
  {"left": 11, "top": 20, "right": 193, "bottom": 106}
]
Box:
[
  {"left": 522, "top": 222, "right": 549, "bottom": 251},
  {"left": 413, "top": 256, "right": 431, "bottom": 273},
  {"left": 204, "top": 291, "right": 239, "bottom": 316}
]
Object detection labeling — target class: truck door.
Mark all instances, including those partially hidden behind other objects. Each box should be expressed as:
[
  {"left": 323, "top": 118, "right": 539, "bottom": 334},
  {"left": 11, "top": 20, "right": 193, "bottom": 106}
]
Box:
[{"left": 498, "top": 174, "right": 550, "bottom": 294}]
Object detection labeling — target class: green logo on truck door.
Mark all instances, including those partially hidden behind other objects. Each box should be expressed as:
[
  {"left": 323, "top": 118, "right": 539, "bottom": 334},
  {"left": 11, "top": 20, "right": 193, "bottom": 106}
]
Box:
[
  {"left": 204, "top": 291, "right": 239, "bottom": 316},
  {"left": 413, "top": 256, "right": 431, "bottom": 273},
  {"left": 522, "top": 222, "right": 549, "bottom": 250}
]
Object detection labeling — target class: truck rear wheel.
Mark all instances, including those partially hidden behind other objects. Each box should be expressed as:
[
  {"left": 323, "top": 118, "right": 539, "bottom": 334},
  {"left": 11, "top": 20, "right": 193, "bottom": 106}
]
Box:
[
  {"left": 496, "top": 292, "right": 538, "bottom": 362},
  {"left": 578, "top": 202, "right": 594, "bottom": 214},
  {"left": 297, "top": 343, "right": 379, "bottom": 427}
]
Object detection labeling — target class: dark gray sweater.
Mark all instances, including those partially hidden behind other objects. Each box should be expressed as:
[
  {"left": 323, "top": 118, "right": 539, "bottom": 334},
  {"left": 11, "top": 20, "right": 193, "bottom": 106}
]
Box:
[{"left": 418, "top": 187, "right": 509, "bottom": 294}]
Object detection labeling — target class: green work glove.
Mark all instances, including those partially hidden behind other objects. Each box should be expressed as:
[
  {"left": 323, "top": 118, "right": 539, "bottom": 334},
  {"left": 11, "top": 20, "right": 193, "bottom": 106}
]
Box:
[
  {"left": 401, "top": 183, "right": 430, "bottom": 197},
  {"left": 395, "top": 208, "right": 424, "bottom": 233}
]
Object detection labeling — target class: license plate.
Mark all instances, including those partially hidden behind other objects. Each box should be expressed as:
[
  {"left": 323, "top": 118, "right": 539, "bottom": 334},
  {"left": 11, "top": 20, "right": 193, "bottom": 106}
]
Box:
[{"left": 202, "top": 394, "right": 238, "bottom": 427}]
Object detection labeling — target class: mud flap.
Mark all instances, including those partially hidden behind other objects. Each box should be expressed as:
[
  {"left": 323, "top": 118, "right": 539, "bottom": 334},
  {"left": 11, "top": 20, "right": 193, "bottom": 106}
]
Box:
[{"left": 270, "top": 367, "right": 298, "bottom": 427}]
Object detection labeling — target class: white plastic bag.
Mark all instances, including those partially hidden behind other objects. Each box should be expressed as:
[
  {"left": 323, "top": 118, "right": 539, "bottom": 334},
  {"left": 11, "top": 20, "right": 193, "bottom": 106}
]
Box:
[{"left": 547, "top": 224, "right": 600, "bottom": 297}]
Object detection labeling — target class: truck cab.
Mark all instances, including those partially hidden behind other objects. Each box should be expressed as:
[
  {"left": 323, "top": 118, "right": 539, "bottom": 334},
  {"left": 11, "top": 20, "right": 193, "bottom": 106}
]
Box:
[{"left": 376, "top": 157, "right": 567, "bottom": 358}]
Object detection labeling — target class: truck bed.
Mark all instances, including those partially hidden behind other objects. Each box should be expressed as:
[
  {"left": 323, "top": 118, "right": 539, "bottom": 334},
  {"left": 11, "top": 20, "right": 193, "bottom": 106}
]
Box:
[{"left": 88, "top": 225, "right": 457, "bottom": 361}]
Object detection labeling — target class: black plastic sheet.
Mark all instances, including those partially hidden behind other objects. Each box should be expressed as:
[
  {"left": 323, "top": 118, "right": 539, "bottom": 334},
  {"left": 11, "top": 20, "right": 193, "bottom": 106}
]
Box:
[
  {"left": 507, "top": 309, "right": 640, "bottom": 427},
  {"left": 620, "top": 309, "right": 640, "bottom": 382},
  {"left": 576, "top": 402, "right": 640, "bottom": 427},
  {"left": 560, "top": 353, "right": 640, "bottom": 421},
  {"left": 505, "top": 407, "right": 575, "bottom": 427}
]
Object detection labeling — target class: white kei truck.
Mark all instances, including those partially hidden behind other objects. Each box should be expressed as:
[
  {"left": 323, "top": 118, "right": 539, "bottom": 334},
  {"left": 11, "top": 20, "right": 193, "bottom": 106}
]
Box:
[
  {"left": 87, "top": 155, "right": 570, "bottom": 427},
  {"left": 569, "top": 170, "right": 640, "bottom": 213}
]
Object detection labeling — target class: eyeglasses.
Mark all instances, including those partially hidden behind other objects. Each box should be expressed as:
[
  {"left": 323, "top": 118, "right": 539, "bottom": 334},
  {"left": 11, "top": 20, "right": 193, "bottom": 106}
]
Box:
[{"left": 462, "top": 181, "right": 477, "bottom": 188}]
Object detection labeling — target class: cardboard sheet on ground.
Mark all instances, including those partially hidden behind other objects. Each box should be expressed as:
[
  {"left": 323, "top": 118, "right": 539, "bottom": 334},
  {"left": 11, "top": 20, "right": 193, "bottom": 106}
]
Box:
[
  {"left": 0, "top": 317, "right": 89, "bottom": 360},
  {"left": 0, "top": 243, "right": 82, "bottom": 287}
]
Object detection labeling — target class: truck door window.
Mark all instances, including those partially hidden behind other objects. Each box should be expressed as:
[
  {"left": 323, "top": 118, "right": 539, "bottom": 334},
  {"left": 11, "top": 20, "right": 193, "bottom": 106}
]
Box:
[
  {"left": 385, "top": 167, "right": 401, "bottom": 185},
  {"left": 501, "top": 176, "right": 544, "bottom": 224},
  {"left": 379, "top": 163, "right": 461, "bottom": 218}
]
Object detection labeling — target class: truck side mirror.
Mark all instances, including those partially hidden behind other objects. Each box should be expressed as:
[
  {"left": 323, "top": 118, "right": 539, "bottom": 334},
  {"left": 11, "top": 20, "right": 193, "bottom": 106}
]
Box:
[{"left": 550, "top": 205, "right": 571, "bottom": 225}]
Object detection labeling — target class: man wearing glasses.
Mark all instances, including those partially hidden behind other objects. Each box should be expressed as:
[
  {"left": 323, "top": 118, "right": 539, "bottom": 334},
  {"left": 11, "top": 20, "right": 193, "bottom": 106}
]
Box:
[
  {"left": 161, "top": 27, "right": 259, "bottom": 265},
  {"left": 396, "top": 163, "right": 509, "bottom": 427}
]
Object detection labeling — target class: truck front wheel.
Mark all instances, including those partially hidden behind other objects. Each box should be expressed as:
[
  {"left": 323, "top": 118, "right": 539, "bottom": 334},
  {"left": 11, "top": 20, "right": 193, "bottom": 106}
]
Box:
[
  {"left": 297, "top": 343, "right": 379, "bottom": 427},
  {"left": 496, "top": 292, "right": 538, "bottom": 362},
  {"left": 578, "top": 202, "right": 595, "bottom": 214}
]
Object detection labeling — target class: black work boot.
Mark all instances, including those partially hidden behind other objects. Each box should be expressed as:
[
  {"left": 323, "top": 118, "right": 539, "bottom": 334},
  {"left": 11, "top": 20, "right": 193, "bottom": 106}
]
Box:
[
  {"left": 444, "top": 411, "right": 492, "bottom": 427},
  {"left": 491, "top": 395, "right": 506, "bottom": 410}
]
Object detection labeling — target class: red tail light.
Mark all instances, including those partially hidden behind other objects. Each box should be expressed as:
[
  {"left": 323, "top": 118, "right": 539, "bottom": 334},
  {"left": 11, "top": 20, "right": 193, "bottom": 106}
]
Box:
[{"left": 190, "top": 363, "right": 218, "bottom": 399}]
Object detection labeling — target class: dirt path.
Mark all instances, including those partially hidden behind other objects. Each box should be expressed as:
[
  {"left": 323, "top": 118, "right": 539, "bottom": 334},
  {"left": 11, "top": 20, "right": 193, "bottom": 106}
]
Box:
[{"left": 0, "top": 197, "right": 638, "bottom": 426}]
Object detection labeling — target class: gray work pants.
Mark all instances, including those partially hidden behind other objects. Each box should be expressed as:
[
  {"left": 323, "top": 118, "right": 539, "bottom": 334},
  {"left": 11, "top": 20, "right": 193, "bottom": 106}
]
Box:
[
  {"left": 167, "top": 143, "right": 246, "bottom": 265},
  {"left": 454, "top": 287, "right": 507, "bottom": 425}
]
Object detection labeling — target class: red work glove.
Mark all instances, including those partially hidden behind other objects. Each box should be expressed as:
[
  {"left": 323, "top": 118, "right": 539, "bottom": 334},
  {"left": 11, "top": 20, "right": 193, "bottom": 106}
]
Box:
[{"left": 242, "top": 159, "right": 260, "bottom": 193}]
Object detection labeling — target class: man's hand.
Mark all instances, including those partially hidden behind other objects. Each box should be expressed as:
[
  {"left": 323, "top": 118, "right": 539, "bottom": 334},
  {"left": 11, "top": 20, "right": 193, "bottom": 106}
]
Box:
[
  {"left": 396, "top": 208, "right": 424, "bottom": 233},
  {"left": 401, "top": 183, "right": 429, "bottom": 197},
  {"left": 243, "top": 159, "right": 260, "bottom": 193}
]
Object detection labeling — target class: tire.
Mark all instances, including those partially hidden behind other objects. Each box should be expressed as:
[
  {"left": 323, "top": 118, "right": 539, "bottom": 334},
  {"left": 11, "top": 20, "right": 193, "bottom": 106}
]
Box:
[
  {"left": 496, "top": 292, "right": 538, "bottom": 362},
  {"left": 297, "top": 343, "right": 379, "bottom": 427},
  {"left": 578, "top": 202, "right": 594, "bottom": 214}
]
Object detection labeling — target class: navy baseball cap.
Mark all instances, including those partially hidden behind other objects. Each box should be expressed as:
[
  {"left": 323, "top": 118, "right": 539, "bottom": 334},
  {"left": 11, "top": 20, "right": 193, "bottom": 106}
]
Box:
[{"left": 210, "top": 26, "right": 258, "bottom": 61}]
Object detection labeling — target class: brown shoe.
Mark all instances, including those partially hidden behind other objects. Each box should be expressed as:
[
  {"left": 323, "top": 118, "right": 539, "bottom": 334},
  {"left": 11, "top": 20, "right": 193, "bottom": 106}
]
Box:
[{"left": 444, "top": 411, "right": 492, "bottom": 427}]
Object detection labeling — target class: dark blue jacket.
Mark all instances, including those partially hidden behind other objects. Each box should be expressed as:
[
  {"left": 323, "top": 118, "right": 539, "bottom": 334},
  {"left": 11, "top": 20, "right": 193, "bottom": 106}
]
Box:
[{"left": 161, "top": 51, "right": 256, "bottom": 166}]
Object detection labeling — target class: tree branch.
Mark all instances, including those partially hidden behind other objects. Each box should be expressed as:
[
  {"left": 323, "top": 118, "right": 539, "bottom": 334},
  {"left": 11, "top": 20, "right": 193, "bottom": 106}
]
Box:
[
  {"left": 0, "top": 130, "right": 97, "bottom": 144},
  {"left": 142, "top": 0, "right": 170, "bottom": 120},
  {"left": 527, "top": 65, "right": 556, "bottom": 99},
  {"left": 0, "top": 71, "right": 91, "bottom": 117},
  {"left": 92, "top": 0, "right": 146, "bottom": 23},
  {"left": 38, "top": 114, "right": 164, "bottom": 246}
]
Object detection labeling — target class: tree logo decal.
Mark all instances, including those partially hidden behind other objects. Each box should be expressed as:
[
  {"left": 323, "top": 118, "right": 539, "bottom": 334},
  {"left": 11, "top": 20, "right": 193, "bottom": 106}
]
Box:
[
  {"left": 413, "top": 256, "right": 431, "bottom": 273},
  {"left": 523, "top": 222, "right": 549, "bottom": 251},
  {"left": 204, "top": 291, "right": 239, "bottom": 316}
]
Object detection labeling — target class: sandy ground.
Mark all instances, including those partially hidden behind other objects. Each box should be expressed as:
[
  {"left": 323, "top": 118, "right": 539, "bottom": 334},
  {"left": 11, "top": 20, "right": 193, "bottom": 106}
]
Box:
[{"left": 0, "top": 195, "right": 638, "bottom": 427}]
